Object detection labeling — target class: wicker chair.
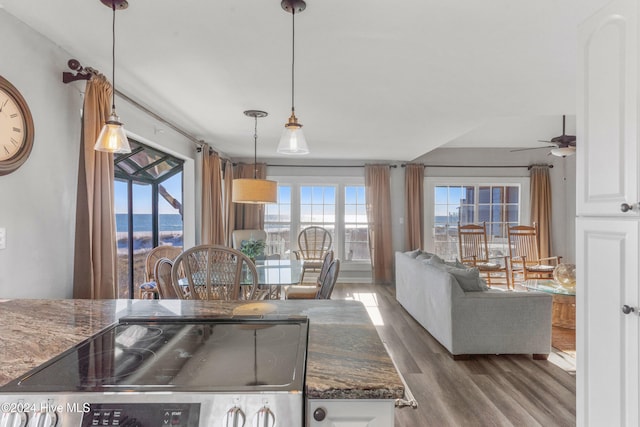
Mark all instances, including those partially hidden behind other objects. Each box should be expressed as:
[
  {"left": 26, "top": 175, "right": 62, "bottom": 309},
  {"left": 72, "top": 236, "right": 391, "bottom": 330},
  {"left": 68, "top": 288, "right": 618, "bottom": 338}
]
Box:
[
  {"left": 171, "top": 245, "right": 260, "bottom": 300},
  {"left": 508, "top": 224, "right": 562, "bottom": 286},
  {"left": 294, "top": 226, "right": 333, "bottom": 283},
  {"left": 458, "top": 222, "right": 510, "bottom": 289},
  {"left": 138, "top": 245, "right": 183, "bottom": 298}
]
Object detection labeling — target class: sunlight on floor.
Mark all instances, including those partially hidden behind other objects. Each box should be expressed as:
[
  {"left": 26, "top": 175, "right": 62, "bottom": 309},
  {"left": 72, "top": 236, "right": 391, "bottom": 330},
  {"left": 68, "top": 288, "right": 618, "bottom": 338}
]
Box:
[{"left": 344, "top": 292, "right": 385, "bottom": 326}]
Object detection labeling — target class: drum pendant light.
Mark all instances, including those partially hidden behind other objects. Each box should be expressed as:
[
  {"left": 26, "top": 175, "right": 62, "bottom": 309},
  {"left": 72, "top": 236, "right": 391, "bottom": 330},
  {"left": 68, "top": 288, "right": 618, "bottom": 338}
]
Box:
[
  {"left": 277, "top": 0, "right": 310, "bottom": 155},
  {"left": 94, "top": 0, "right": 131, "bottom": 153},
  {"left": 232, "top": 110, "right": 278, "bottom": 204}
]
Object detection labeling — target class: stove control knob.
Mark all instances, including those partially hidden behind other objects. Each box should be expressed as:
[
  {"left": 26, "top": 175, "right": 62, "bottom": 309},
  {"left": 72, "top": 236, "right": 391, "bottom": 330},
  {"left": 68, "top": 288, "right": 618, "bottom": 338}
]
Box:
[
  {"left": 223, "top": 406, "right": 245, "bottom": 427},
  {"left": 28, "top": 411, "right": 57, "bottom": 427},
  {"left": 252, "top": 407, "right": 275, "bottom": 427},
  {"left": 1, "top": 411, "right": 28, "bottom": 427}
]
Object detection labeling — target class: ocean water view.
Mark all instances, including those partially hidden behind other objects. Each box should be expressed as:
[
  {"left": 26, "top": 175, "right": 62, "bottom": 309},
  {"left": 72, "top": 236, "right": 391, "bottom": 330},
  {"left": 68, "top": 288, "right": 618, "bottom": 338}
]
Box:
[{"left": 116, "top": 214, "right": 183, "bottom": 252}]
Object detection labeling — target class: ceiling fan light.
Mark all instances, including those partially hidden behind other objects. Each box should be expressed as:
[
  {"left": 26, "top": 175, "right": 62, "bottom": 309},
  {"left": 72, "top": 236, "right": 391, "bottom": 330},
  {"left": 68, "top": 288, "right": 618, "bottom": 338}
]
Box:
[
  {"left": 94, "top": 112, "right": 131, "bottom": 153},
  {"left": 550, "top": 146, "right": 576, "bottom": 157}
]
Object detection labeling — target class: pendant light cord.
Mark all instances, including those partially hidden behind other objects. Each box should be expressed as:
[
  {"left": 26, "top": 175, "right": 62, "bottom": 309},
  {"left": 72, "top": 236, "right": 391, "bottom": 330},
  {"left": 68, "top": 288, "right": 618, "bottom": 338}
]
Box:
[
  {"left": 111, "top": 3, "right": 117, "bottom": 112},
  {"left": 253, "top": 115, "right": 258, "bottom": 179},
  {"left": 291, "top": 10, "right": 295, "bottom": 114}
]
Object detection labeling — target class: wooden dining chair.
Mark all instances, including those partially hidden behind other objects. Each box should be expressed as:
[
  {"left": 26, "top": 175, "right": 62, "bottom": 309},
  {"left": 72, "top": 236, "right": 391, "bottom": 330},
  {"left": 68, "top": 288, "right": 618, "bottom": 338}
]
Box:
[
  {"left": 284, "top": 250, "right": 334, "bottom": 299},
  {"left": 508, "top": 223, "right": 562, "bottom": 286},
  {"left": 457, "top": 222, "right": 510, "bottom": 289},
  {"left": 171, "top": 245, "right": 260, "bottom": 300},
  {"left": 294, "top": 226, "right": 333, "bottom": 283},
  {"left": 286, "top": 258, "right": 340, "bottom": 300}
]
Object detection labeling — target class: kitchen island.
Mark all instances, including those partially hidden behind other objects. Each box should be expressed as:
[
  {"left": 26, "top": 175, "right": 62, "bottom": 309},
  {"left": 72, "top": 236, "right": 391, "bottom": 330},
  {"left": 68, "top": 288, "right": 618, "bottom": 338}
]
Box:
[{"left": 0, "top": 299, "right": 405, "bottom": 425}]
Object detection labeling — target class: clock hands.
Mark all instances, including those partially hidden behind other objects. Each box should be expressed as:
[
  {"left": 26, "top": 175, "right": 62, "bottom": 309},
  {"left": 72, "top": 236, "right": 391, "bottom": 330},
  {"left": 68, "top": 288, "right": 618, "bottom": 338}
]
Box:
[{"left": 0, "top": 99, "right": 7, "bottom": 113}]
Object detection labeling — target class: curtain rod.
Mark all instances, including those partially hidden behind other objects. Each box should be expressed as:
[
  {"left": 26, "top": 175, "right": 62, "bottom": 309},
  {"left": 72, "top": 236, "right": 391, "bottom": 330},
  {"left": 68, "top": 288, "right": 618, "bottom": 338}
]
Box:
[
  {"left": 62, "top": 59, "right": 208, "bottom": 151},
  {"left": 266, "top": 164, "right": 399, "bottom": 168},
  {"left": 402, "top": 164, "right": 553, "bottom": 170}
]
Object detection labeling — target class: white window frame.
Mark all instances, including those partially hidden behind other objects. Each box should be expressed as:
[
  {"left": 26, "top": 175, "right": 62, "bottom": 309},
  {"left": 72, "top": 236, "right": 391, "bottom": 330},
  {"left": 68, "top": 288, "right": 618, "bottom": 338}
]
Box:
[
  {"left": 267, "top": 176, "right": 371, "bottom": 270},
  {"left": 424, "top": 176, "right": 530, "bottom": 254}
]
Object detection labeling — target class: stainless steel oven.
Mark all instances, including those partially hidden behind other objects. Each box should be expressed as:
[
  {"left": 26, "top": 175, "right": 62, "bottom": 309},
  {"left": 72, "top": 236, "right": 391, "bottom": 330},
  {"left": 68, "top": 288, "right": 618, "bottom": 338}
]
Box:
[{"left": 0, "top": 315, "right": 309, "bottom": 427}]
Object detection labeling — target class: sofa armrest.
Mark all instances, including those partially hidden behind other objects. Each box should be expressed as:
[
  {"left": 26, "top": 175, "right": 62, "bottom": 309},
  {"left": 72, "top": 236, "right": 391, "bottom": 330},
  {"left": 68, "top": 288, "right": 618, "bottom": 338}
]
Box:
[{"left": 451, "top": 291, "right": 552, "bottom": 355}]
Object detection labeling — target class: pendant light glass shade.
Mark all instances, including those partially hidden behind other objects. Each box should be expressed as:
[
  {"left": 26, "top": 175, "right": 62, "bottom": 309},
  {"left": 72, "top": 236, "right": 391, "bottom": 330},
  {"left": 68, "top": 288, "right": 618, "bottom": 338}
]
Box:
[
  {"left": 95, "top": 0, "right": 131, "bottom": 154},
  {"left": 94, "top": 111, "right": 130, "bottom": 153},
  {"left": 277, "top": 112, "right": 309, "bottom": 155},
  {"left": 232, "top": 178, "right": 278, "bottom": 204}
]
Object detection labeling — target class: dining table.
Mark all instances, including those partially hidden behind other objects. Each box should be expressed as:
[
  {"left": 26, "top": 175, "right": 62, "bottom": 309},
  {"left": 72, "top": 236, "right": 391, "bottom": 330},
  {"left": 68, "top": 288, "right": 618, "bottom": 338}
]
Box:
[{"left": 178, "top": 259, "right": 304, "bottom": 300}]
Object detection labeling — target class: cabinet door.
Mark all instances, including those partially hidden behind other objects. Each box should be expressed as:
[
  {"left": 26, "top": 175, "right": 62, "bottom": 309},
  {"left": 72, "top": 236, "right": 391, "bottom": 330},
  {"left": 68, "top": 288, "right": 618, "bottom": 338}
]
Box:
[
  {"left": 576, "top": 218, "right": 639, "bottom": 426},
  {"left": 577, "top": 0, "right": 639, "bottom": 217},
  {"left": 307, "top": 399, "right": 394, "bottom": 427}
]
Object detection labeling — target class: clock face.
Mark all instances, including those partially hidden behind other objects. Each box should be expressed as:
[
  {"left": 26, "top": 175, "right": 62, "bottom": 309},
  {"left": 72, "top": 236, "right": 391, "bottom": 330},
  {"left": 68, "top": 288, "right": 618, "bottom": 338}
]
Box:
[
  {"left": 0, "top": 90, "right": 26, "bottom": 161},
  {"left": 0, "top": 75, "right": 34, "bottom": 176}
]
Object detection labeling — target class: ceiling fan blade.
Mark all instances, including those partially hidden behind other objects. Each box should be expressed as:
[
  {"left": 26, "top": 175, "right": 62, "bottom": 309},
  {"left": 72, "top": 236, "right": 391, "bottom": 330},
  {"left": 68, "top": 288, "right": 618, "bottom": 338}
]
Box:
[{"left": 510, "top": 146, "right": 554, "bottom": 153}]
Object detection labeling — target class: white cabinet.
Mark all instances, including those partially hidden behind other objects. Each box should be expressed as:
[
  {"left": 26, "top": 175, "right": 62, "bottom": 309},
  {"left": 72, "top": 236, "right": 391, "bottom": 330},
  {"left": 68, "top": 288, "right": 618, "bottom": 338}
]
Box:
[
  {"left": 307, "top": 399, "right": 394, "bottom": 427},
  {"left": 576, "top": 219, "right": 639, "bottom": 426},
  {"left": 577, "top": 0, "right": 640, "bottom": 425}
]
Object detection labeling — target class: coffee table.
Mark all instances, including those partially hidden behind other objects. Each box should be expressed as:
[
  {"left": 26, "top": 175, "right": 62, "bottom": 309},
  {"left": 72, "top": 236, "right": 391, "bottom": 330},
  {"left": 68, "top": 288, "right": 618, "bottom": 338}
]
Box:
[{"left": 523, "top": 279, "right": 576, "bottom": 329}]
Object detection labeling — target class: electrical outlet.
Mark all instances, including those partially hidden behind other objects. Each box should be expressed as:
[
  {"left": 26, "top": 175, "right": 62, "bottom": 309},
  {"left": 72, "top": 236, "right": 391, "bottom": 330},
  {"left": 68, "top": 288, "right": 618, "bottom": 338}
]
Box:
[{"left": 0, "top": 228, "right": 5, "bottom": 249}]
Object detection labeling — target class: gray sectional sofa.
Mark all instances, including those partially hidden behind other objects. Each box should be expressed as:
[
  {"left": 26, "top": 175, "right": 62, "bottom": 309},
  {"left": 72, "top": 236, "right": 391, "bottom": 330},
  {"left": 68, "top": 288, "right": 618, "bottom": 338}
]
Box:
[{"left": 395, "top": 251, "right": 552, "bottom": 358}]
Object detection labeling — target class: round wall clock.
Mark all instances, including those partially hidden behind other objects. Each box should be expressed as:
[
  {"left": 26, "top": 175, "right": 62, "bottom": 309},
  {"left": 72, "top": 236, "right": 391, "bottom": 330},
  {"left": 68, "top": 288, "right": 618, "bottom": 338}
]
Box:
[{"left": 0, "top": 75, "right": 35, "bottom": 176}]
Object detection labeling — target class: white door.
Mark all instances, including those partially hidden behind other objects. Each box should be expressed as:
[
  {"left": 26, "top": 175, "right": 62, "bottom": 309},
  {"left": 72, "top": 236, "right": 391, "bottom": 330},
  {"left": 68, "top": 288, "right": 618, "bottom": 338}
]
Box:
[
  {"left": 576, "top": 218, "right": 639, "bottom": 426},
  {"left": 576, "top": 0, "right": 638, "bottom": 217},
  {"left": 577, "top": 0, "right": 640, "bottom": 425}
]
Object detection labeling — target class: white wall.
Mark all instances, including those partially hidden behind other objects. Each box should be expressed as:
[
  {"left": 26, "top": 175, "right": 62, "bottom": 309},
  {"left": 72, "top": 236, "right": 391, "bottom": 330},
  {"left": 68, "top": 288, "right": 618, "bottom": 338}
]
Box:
[{"left": 0, "top": 11, "right": 198, "bottom": 298}]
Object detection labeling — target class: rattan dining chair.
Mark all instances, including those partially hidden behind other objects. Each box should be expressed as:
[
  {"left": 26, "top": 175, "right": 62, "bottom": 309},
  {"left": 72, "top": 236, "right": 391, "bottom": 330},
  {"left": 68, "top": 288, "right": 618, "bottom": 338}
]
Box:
[
  {"left": 154, "top": 258, "right": 183, "bottom": 299},
  {"left": 508, "top": 223, "right": 562, "bottom": 286},
  {"left": 138, "top": 245, "right": 183, "bottom": 298},
  {"left": 294, "top": 226, "right": 333, "bottom": 283},
  {"left": 171, "top": 245, "right": 260, "bottom": 300},
  {"left": 458, "top": 222, "right": 511, "bottom": 289}
]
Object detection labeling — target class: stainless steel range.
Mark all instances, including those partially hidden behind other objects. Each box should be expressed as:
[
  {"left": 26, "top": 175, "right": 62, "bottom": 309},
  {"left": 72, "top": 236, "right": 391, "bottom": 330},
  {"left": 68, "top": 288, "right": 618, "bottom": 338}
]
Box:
[{"left": 0, "top": 315, "right": 309, "bottom": 427}]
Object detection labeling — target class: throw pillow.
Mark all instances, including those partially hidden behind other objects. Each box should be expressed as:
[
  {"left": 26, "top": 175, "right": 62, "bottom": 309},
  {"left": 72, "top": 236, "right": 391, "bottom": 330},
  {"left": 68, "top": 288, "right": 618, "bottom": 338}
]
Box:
[
  {"left": 445, "top": 266, "right": 486, "bottom": 292},
  {"left": 425, "top": 254, "right": 445, "bottom": 265},
  {"left": 405, "top": 249, "right": 422, "bottom": 258},
  {"left": 416, "top": 252, "right": 434, "bottom": 261}
]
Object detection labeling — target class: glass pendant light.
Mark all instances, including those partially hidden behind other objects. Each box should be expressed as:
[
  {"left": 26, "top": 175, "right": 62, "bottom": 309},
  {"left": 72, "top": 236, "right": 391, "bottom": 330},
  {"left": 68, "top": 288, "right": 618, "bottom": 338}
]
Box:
[
  {"left": 94, "top": 0, "right": 131, "bottom": 154},
  {"left": 277, "top": 0, "right": 310, "bottom": 155},
  {"left": 232, "top": 110, "right": 278, "bottom": 204}
]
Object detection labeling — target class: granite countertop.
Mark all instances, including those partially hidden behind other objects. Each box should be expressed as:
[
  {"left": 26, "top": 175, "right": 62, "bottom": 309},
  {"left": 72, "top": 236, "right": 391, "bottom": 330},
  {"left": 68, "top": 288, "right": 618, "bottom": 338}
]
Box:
[{"left": 0, "top": 299, "right": 404, "bottom": 400}]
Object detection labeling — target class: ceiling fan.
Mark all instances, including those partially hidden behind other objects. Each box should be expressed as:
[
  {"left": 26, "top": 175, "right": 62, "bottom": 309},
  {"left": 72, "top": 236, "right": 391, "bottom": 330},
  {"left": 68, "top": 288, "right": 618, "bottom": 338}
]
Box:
[{"left": 511, "top": 115, "right": 576, "bottom": 157}]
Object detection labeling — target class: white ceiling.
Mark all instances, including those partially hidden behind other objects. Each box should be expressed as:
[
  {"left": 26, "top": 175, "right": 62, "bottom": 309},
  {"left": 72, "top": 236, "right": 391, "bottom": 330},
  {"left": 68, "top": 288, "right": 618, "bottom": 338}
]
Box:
[{"left": 1, "top": 0, "right": 609, "bottom": 161}]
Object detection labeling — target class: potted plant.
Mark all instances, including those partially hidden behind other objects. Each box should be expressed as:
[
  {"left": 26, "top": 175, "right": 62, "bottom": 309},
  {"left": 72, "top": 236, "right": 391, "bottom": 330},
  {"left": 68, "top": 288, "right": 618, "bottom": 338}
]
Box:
[{"left": 239, "top": 238, "right": 266, "bottom": 262}]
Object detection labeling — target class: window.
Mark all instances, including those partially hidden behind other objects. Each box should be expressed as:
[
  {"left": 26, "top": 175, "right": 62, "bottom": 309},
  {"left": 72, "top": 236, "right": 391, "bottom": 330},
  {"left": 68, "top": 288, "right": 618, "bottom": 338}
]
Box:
[
  {"left": 425, "top": 177, "right": 530, "bottom": 261},
  {"left": 264, "top": 178, "right": 370, "bottom": 263},
  {"left": 114, "top": 139, "right": 184, "bottom": 298}
]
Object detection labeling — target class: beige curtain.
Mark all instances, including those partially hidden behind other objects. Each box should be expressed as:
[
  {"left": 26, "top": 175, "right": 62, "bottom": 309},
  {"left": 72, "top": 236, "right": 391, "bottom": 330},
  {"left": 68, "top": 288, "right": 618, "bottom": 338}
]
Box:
[
  {"left": 365, "top": 164, "right": 394, "bottom": 285},
  {"left": 201, "top": 148, "right": 225, "bottom": 245},
  {"left": 530, "top": 165, "right": 552, "bottom": 259},
  {"left": 223, "top": 160, "right": 235, "bottom": 247},
  {"left": 73, "top": 75, "right": 118, "bottom": 299},
  {"left": 233, "top": 163, "right": 266, "bottom": 230},
  {"left": 404, "top": 163, "right": 424, "bottom": 251}
]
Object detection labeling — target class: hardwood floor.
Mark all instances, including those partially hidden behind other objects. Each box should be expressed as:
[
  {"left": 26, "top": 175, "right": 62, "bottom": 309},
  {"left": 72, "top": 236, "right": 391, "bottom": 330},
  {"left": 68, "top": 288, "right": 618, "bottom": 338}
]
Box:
[{"left": 331, "top": 283, "right": 576, "bottom": 427}]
